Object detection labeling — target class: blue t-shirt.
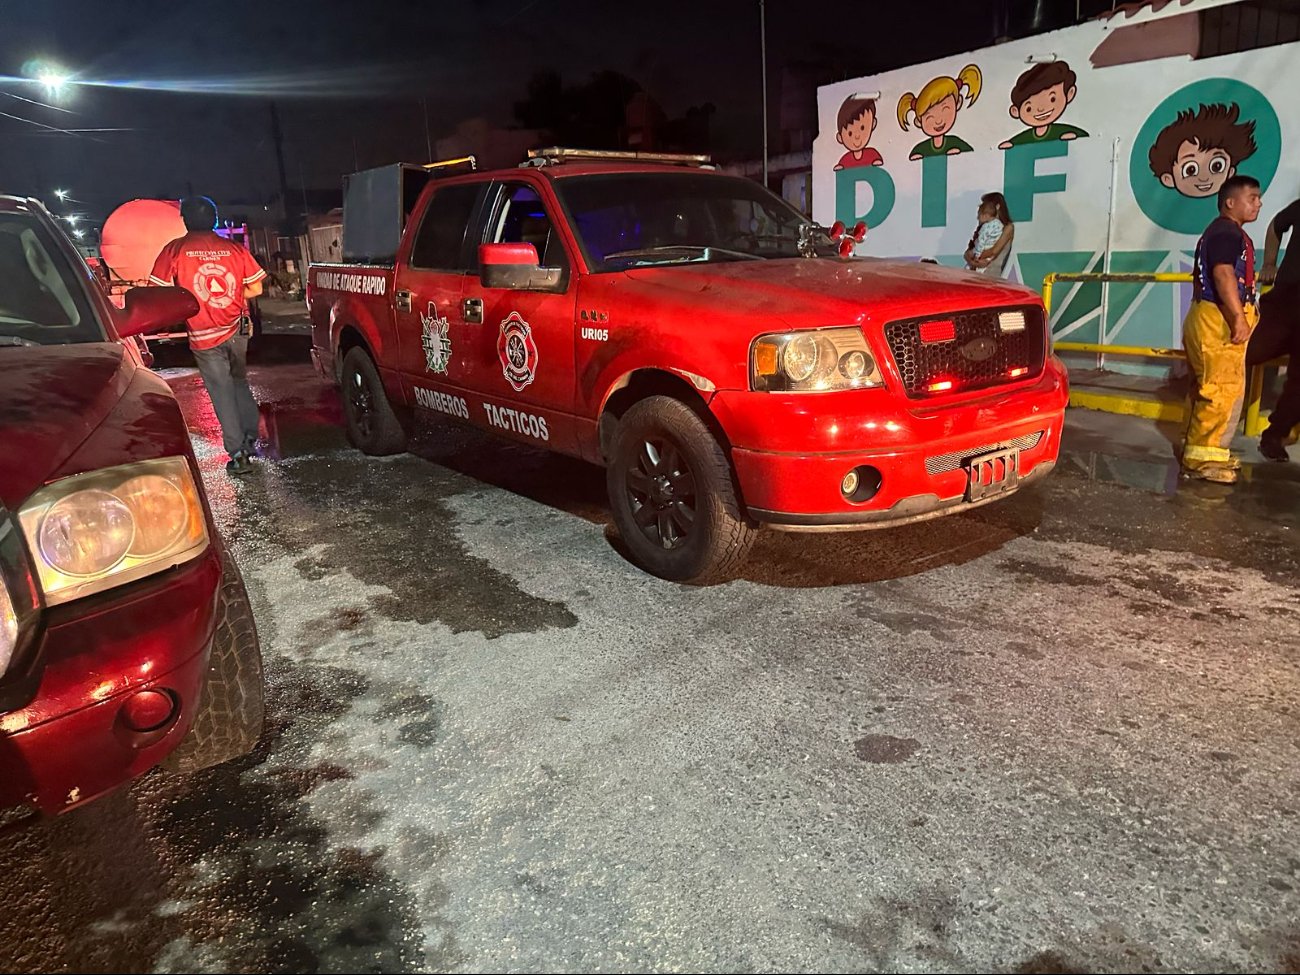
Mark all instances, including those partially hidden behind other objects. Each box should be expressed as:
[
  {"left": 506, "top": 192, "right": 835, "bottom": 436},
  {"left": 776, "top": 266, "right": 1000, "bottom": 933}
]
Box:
[{"left": 1193, "top": 217, "right": 1256, "bottom": 306}]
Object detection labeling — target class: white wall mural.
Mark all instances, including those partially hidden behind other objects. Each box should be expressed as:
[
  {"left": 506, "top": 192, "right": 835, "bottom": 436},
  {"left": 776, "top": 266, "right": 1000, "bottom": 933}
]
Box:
[{"left": 813, "top": 0, "right": 1293, "bottom": 352}]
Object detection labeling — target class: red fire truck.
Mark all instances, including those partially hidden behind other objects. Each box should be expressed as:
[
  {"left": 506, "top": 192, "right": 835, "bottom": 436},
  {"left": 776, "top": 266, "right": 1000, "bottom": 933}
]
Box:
[{"left": 309, "top": 149, "right": 1068, "bottom": 583}]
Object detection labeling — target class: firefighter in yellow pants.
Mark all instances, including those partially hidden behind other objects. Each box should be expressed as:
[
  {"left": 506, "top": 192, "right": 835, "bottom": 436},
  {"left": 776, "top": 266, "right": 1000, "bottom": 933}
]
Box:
[
  {"left": 1183, "top": 299, "right": 1259, "bottom": 475},
  {"left": 1181, "top": 175, "right": 1263, "bottom": 484}
]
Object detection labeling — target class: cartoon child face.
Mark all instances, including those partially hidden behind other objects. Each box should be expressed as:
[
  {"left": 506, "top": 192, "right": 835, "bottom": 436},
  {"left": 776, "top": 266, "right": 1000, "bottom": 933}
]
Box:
[
  {"left": 919, "top": 95, "right": 959, "bottom": 139},
  {"left": 837, "top": 109, "right": 877, "bottom": 152},
  {"left": 1011, "top": 82, "right": 1075, "bottom": 129},
  {"left": 1160, "top": 140, "right": 1235, "bottom": 198}
]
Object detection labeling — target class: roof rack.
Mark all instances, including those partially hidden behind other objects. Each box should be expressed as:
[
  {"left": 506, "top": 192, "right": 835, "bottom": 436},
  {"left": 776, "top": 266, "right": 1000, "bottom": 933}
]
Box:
[
  {"left": 522, "top": 147, "right": 713, "bottom": 168},
  {"left": 422, "top": 155, "right": 477, "bottom": 176}
]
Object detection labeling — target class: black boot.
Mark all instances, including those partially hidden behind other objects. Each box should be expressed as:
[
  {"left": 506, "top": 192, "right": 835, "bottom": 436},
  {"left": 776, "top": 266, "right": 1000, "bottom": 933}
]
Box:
[{"left": 1260, "top": 431, "right": 1291, "bottom": 462}]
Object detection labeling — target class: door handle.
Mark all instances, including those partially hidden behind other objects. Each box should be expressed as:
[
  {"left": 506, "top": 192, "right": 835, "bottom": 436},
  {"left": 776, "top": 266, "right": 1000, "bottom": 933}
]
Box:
[
  {"left": 463, "top": 297, "right": 484, "bottom": 324},
  {"left": 395, "top": 289, "right": 413, "bottom": 313}
]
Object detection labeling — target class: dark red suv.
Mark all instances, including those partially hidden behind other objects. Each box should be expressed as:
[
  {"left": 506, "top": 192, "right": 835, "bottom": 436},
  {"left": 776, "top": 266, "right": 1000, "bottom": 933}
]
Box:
[{"left": 0, "top": 197, "right": 264, "bottom": 824}]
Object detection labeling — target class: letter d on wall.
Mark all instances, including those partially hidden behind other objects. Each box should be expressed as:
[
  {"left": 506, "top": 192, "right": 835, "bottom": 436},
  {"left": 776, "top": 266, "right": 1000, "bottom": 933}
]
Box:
[
  {"left": 835, "top": 166, "right": 895, "bottom": 229},
  {"left": 1003, "top": 142, "right": 1069, "bottom": 222}
]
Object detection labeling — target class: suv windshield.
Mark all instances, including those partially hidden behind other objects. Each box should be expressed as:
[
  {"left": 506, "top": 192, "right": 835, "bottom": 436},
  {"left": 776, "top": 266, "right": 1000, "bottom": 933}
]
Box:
[
  {"left": 554, "top": 172, "right": 836, "bottom": 271},
  {"left": 0, "top": 212, "right": 101, "bottom": 347}
]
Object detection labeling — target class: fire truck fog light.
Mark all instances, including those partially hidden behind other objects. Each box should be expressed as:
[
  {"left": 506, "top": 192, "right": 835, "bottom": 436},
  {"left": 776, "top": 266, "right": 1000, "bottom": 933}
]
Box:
[{"left": 843, "top": 466, "right": 882, "bottom": 503}]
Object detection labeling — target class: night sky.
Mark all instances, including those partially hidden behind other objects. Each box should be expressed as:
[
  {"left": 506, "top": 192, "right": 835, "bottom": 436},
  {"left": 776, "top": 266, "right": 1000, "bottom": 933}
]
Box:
[{"left": 1, "top": 0, "right": 1051, "bottom": 225}]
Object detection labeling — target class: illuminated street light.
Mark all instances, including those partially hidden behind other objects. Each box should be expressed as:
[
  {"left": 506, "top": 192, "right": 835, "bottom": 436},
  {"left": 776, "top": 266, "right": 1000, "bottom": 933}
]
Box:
[
  {"left": 73, "top": 229, "right": 84, "bottom": 239},
  {"left": 36, "top": 71, "right": 69, "bottom": 96},
  {"left": 54, "top": 188, "right": 68, "bottom": 200}
]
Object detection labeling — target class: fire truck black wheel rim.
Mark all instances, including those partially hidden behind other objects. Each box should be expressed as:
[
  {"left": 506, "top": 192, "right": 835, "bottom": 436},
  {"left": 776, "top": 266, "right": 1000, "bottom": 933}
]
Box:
[
  {"left": 348, "top": 367, "right": 374, "bottom": 440},
  {"left": 340, "top": 346, "right": 408, "bottom": 456},
  {"left": 626, "top": 437, "right": 697, "bottom": 550}
]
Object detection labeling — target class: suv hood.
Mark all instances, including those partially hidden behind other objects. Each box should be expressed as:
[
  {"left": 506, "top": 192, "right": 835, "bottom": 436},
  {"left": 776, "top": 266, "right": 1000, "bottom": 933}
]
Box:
[
  {"left": 623, "top": 257, "right": 1038, "bottom": 328},
  {"left": 0, "top": 344, "right": 134, "bottom": 509}
]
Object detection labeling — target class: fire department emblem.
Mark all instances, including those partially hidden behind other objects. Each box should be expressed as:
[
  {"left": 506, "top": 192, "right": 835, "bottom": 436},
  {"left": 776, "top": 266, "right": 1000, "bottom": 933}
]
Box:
[
  {"left": 420, "top": 302, "right": 452, "bottom": 374},
  {"left": 191, "top": 262, "right": 238, "bottom": 310},
  {"left": 497, "top": 311, "right": 538, "bottom": 392}
]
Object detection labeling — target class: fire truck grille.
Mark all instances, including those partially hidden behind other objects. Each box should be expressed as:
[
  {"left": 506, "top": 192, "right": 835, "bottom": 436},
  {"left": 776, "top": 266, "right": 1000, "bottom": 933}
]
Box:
[{"left": 883, "top": 305, "right": 1046, "bottom": 398}]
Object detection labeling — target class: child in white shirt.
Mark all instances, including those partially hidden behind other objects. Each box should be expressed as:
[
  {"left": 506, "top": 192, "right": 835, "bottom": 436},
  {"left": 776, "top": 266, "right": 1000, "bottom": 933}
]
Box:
[{"left": 965, "top": 200, "right": 1004, "bottom": 271}]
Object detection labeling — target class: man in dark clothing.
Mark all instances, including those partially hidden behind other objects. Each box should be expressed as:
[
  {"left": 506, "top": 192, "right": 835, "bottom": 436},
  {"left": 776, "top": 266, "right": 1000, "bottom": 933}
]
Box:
[
  {"left": 1247, "top": 197, "right": 1300, "bottom": 461},
  {"left": 150, "top": 197, "right": 266, "bottom": 475}
]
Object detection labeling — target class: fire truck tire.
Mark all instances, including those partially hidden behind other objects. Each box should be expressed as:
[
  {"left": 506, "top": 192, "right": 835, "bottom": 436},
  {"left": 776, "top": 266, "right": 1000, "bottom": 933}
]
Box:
[
  {"left": 341, "top": 346, "right": 408, "bottom": 455},
  {"left": 164, "top": 546, "right": 264, "bottom": 773},
  {"left": 607, "top": 395, "right": 757, "bottom": 585}
]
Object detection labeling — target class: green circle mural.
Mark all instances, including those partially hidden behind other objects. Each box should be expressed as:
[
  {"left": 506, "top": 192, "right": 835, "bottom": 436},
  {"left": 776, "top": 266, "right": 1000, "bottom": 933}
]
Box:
[{"left": 1130, "top": 78, "right": 1280, "bottom": 235}]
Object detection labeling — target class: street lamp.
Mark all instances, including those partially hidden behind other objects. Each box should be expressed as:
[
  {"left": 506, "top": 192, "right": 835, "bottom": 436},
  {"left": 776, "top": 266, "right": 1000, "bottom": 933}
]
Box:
[
  {"left": 37, "top": 72, "right": 69, "bottom": 97},
  {"left": 54, "top": 189, "right": 68, "bottom": 200}
]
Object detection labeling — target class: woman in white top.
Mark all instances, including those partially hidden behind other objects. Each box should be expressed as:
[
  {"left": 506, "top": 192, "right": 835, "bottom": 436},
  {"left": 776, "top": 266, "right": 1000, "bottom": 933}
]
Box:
[{"left": 963, "top": 192, "right": 1015, "bottom": 278}]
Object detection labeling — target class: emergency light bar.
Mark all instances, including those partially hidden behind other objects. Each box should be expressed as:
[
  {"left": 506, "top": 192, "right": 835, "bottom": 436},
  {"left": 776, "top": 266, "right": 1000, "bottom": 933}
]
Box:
[{"left": 524, "top": 147, "right": 713, "bottom": 168}]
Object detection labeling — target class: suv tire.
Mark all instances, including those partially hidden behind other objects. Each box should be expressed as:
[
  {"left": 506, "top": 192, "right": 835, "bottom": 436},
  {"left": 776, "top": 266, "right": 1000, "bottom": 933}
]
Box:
[{"left": 164, "top": 546, "right": 264, "bottom": 773}]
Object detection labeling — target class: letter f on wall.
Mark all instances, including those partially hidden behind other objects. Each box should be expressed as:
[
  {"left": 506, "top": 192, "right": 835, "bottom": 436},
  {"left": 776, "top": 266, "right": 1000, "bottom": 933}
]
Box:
[{"left": 1003, "top": 142, "right": 1070, "bottom": 221}]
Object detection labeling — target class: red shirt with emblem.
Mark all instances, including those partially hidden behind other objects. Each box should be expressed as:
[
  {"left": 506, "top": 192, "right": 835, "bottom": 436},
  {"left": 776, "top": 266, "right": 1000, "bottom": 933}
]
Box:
[{"left": 149, "top": 231, "right": 267, "bottom": 350}]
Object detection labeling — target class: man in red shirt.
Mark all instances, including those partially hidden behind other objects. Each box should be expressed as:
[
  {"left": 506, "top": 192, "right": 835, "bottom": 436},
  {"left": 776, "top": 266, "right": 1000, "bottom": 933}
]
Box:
[{"left": 150, "top": 197, "right": 267, "bottom": 475}]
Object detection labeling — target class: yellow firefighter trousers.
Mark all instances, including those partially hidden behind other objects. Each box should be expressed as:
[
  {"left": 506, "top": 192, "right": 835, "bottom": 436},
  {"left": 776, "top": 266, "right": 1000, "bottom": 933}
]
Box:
[{"left": 1182, "top": 299, "right": 1259, "bottom": 467}]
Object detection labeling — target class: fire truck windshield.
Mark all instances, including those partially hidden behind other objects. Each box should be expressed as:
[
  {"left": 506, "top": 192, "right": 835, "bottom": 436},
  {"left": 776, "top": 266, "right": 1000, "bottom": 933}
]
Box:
[{"left": 555, "top": 172, "right": 835, "bottom": 272}]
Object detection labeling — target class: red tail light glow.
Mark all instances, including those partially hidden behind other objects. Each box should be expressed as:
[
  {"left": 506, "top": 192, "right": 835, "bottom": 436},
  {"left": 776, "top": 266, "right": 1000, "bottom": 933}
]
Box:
[{"left": 919, "top": 319, "right": 956, "bottom": 344}]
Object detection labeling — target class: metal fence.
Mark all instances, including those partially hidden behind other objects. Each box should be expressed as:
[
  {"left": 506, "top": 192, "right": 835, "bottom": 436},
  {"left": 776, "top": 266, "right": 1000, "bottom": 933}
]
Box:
[{"left": 1041, "top": 271, "right": 1279, "bottom": 438}]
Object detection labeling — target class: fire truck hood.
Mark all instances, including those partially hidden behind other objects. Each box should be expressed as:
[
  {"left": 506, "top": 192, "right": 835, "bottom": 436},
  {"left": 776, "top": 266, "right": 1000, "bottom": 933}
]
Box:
[{"left": 621, "top": 256, "right": 1038, "bottom": 328}]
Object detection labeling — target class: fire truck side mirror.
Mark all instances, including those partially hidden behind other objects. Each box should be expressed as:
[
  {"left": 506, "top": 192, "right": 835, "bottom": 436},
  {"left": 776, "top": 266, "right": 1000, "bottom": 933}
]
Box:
[{"left": 478, "top": 242, "right": 563, "bottom": 292}]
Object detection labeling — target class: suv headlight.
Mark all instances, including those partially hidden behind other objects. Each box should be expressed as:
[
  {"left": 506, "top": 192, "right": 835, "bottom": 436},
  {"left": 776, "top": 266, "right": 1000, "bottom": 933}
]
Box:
[
  {"left": 750, "top": 327, "right": 885, "bottom": 392},
  {"left": 17, "top": 457, "right": 209, "bottom": 607}
]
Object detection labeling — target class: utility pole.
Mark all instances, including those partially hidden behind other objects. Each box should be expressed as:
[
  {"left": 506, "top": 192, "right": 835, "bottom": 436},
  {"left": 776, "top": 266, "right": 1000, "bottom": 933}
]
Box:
[
  {"left": 760, "top": 0, "right": 769, "bottom": 187},
  {"left": 268, "top": 101, "right": 292, "bottom": 232},
  {"left": 421, "top": 96, "right": 433, "bottom": 162}
]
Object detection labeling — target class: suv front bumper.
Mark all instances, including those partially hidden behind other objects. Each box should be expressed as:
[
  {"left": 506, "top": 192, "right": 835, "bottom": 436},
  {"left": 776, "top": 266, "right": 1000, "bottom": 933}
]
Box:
[{"left": 0, "top": 549, "right": 220, "bottom": 817}]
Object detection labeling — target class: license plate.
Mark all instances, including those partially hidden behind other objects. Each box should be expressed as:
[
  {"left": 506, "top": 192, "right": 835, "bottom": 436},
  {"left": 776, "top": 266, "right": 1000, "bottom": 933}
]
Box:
[{"left": 966, "top": 447, "right": 1020, "bottom": 501}]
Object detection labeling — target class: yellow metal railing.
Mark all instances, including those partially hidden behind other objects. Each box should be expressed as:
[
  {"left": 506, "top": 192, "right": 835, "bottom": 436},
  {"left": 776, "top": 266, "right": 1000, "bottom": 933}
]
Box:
[{"left": 1041, "top": 271, "right": 1276, "bottom": 437}]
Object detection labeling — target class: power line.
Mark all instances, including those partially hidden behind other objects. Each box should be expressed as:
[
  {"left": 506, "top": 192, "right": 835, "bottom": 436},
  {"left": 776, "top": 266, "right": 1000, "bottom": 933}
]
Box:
[
  {"left": 1, "top": 91, "right": 76, "bottom": 115},
  {"left": 0, "top": 109, "right": 78, "bottom": 134}
]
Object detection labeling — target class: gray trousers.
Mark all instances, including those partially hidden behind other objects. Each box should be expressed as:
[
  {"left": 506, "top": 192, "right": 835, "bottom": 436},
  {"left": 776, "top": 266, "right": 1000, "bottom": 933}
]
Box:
[{"left": 192, "top": 333, "right": 260, "bottom": 457}]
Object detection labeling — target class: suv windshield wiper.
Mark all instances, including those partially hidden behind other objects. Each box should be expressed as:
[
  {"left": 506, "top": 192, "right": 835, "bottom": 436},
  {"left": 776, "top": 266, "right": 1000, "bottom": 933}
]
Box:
[
  {"left": 603, "top": 245, "right": 764, "bottom": 266},
  {"left": 0, "top": 335, "right": 39, "bottom": 348}
]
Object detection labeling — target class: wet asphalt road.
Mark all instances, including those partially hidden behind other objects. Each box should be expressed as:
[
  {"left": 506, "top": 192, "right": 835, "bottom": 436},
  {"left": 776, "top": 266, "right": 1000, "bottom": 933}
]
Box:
[{"left": 3, "top": 323, "right": 1300, "bottom": 974}]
